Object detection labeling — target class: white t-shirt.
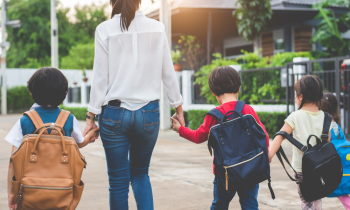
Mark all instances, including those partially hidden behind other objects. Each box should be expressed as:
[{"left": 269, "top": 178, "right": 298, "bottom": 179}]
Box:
[
  {"left": 5, "top": 103, "right": 84, "bottom": 148},
  {"left": 285, "top": 110, "right": 330, "bottom": 173}
]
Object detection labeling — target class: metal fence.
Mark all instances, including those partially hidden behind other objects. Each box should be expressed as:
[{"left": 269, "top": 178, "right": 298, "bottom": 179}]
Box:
[
  {"left": 239, "top": 66, "right": 286, "bottom": 104},
  {"left": 286, "top": 56, "right": 350, "bottom": 135}
]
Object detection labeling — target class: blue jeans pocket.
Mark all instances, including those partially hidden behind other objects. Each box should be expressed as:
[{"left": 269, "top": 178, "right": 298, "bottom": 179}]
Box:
[
  {"left": 143, "top": 108, "right": 159, "bottom": 134},
  {"left": 101, "top": 106, "right": 124, "bottom": 130}
]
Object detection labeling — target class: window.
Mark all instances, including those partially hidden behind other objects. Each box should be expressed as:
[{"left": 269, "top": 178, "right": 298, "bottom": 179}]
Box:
[{"left": 273, "top": 29, "right": 285, "bottom": 54}]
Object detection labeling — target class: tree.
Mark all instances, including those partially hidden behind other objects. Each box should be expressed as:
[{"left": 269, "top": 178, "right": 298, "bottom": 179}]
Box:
[
  {"left": 5, "top": 0, "right": 108, "bottom": 68},
  {"left": 60, "top": 43, "right": 95, "bottom": 70},
  {"left": 311, "top": 0, "right": 350, "bottom": 56},
  {"left": 233, "top": 0, "right": 272, "bottom": 51},
  {"left": 6, "top": 0, "right": 52, "bottom": 68}
]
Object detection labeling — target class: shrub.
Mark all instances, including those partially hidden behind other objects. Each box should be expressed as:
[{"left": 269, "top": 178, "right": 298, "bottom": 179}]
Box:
[
  {"left": 60, "top": 106, "right": 87, "bottom": 121},
  {"left": 2, "top": 86, "right": 35, "bottom": 113},
  {"left": 186, "top": 109, "right": 286, "bottom": 137}
]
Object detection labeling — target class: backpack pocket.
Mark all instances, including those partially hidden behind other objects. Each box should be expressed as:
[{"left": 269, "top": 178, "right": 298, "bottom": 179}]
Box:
[
  {"left": 223, "top": 148, "right": 268, "bottom": 188},
  {"left": 19, "top": 177, "right": 73, "bottom": 210}
]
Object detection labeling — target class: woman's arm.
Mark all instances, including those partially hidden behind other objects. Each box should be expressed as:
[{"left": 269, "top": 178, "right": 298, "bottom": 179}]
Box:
[
  {"left": 8, "top": 146, "right": 17, "bottom": 210},
  {"left": 87, "top": 27, "right": 109, "bottom": 116},
  {"left": 161, "top": 31, "right": 183, "bottom": 123},
  {"left": 268, "top": 123, "right": 293, "bottom": 163}
]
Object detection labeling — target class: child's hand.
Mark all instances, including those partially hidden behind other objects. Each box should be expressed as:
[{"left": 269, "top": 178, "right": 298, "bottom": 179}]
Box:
[
  {"left": 85, "top": 127, "right": 100, "bottom": 143},
  {"left": 8, "top": 193, "right": 17, "bottom": 210},
  {"left": 170, "top": 117, "right": 181, "bottom": 133}
]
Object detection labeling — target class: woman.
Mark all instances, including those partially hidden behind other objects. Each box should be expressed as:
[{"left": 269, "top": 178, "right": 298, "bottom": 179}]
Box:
[{"left": 83, "top": 0, "right": 184, "bottom": 209}]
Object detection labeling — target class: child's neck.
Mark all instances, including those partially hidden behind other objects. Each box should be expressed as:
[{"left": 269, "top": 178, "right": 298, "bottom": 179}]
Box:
[
  {"left": 301, "top": 102, "right": 319, "bottom": 113},
  {"left": 217, "top": 93, "right": 239, "bottom": 105}
]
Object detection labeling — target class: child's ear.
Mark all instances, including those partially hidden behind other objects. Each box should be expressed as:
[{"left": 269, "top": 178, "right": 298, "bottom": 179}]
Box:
[{"left": 212, "top": 93, "right": 217, "bottom": 97}]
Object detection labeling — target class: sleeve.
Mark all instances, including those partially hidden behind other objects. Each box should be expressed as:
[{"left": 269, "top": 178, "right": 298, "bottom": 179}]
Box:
[
  {"left": 285, "top": 112, "right": 295, "bottom": 130},
  {"left": 71, "top": 117, "right": 85, "bottom": 144},
  {"left": 247, "top": 107, "right": 270, "bottom": 149},
  {"left": 161, "top": 31, "right": 183, "bottom": 108},
  {"left": 87, "top": 27, "right": 109, "bottom": 115},
  {"left": 179, "top": 115, "right": 217, "bottom": 144},
  {"left": 5, "top": 119, "right": 23, "bottom": 148}
]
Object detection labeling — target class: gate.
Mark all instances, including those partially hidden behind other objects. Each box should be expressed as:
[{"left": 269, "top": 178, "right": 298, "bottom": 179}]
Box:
[{"left": 286, "top": 56, "right": 350, "bottom": 135}]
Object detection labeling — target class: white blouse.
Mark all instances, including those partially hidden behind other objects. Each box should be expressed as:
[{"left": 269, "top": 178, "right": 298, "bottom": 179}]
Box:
[{"left": 88, "top": 11, "right": 183, "bottom": 114}]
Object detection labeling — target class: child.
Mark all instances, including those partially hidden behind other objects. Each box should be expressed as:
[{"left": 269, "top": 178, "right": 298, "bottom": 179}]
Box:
[
  {"left": 268, "top": 75, "right": 330, "bottom": 210},
  {"left": 6, "top": 67, "right": 99, "bottom": 210},
  {"left": 171, "top": 66, "right": 269, "bottom": 210},
  {"left": 320, "top": 93, "right": 350, "bottom": 210}
]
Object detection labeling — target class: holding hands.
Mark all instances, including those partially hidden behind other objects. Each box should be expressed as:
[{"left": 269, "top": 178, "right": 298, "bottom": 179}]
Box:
[{"left": 170, "top": 105, "right": 185, "bottom": 133}]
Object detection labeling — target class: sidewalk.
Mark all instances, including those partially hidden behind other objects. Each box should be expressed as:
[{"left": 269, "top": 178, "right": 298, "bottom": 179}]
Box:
[{"left": 0, "top": 114, "right": 344, "bottom": 209}]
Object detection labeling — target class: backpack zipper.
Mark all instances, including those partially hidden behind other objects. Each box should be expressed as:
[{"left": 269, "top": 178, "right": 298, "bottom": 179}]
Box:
[
  {"left": 320, "top": 177, "right": 325, "bottom": 185},
  {"left": 21, "top": 184, "right": 72, "bottom": 190},
  {"left": 209, "top": 114, "right": 265, "bottom": 134},
  {"left": 223, "top": 151, "right": 264, "bottom": 170}
]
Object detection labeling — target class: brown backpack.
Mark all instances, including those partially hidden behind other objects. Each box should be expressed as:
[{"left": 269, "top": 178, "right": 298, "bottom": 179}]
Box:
[{"left": 11, "top": 109, "right": 86, "bottom": 210}]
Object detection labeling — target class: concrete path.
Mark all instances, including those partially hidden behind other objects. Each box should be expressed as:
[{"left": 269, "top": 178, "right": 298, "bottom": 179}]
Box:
[{"left": 0, "top": 114, "right": 345, "bottom": 209}]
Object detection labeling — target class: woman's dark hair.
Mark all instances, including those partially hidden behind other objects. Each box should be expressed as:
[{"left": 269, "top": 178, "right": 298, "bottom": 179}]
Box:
[
  {"left": 294, "top": 75, "right": 324, "bottom": 109},
  {"left": 208, "top": 66, "right": 241, "bottom": 96},
  {"left": 320, "top": 93, "right": 341, "bottom": 124},
  {"left": 110, "top": 0, "right": 141, "bottom": 31},
  {"left": 27, "top": 67, "right": 68, "bottom": 107}
]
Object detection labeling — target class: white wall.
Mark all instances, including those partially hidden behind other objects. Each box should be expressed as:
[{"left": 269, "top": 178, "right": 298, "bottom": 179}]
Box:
[{"left": 6, "top": 68, "right": 93, "bottom": 88}]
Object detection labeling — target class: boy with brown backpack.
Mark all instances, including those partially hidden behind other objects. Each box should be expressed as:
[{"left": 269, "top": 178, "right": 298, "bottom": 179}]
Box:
[{"left": 6, "top": 67, "right": 99, "bottom": 210}]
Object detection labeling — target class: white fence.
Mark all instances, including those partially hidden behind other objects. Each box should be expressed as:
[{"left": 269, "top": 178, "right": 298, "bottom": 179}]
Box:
[
  {"left": 6, "top": 68, "right": 93, "bottom": 107},
  {"left": 6, "top": 68, "right": 291, "bottom": 113}
]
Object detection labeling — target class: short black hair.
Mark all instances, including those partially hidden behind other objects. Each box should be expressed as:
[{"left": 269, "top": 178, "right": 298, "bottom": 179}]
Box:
[
  {"left": 27, "top": 67, "right": 68, "bottom": 107},
  {"left": 294, "top": 75, "right": 323, "bottom": 109},
  {"left": 208, "top": 66, "right": 241, "bottom": 96}
]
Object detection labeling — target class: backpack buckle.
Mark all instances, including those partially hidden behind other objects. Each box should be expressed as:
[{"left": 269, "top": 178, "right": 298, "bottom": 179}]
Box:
[
  {"left": 301, "top": 145, "right": 308, "bottom": 152},
  {"left": 321, "top": 134, "right": 328, "bottom": 141},
  {"left": 50, "top": 123, "right": 55, "bottom": 130}
]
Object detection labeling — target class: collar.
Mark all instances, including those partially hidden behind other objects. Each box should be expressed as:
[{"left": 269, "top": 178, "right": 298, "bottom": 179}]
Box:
[
  {"left": 113, "top": 11, "right": 144, "bottom": 19},
  {"left": 30, "top": 103, "right": 56, "bottom": 111}
]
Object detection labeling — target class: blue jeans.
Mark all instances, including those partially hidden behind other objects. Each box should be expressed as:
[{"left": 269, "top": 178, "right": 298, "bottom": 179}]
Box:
[
  {"left": 99, "top": 101, "right": 160, "bottom": 210},
  {"left": 211, "top": 176, "right": 259, "bottom": 210}
]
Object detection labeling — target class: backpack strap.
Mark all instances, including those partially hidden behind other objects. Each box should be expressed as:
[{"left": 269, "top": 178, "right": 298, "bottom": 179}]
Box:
[
  {"left": 274, "top": 131, "right": 305, "bottom": 183},
  {"left": 54, "top": 110, "right": 71, "bottom": 135},
  {"left": 275, "top": 131, "right": 308, "bottom": 152},
  {"left": 24, "top": 110, "right": 48, "bottom": 134},
  {"left": 207, "top": 109, "right": 225, "bottom": 120},
  {"left": 234, "top": 101, "right": 245, "bottom": 113},
  {"left": 321, "top": 112, "right": 332, "bottom": 142}
]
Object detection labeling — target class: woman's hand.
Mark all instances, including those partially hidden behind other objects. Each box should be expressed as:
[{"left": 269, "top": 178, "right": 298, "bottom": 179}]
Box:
[
  {"left": 83, "top": 112, "right": 99, "bottom": 142},
  {"left": 8, "top": 193, "right": 17, "bottom": 210}
]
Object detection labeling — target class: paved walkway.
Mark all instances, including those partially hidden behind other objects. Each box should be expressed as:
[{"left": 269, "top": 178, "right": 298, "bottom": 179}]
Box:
[{"left": 0, "top": 114, "right": 345, "bottom": 209}]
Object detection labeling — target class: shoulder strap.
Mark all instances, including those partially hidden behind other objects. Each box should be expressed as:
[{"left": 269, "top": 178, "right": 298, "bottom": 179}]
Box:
[
  {"left": 24, "top": 110, "right": 45, "bottom": 130},
  {"left": 207, "top": 109, "right": 224, "bottom": 120},
  {"left": 321, "top": 112, "right": 332, "bottom": 142},
  {"left": 275, "top": 131, "right": 308, "bottom": 152},
  {"left": 55, "top": 110, "right": 71, "bottom": 130},
  {"left": 234, "top": 101, "right": 245, "bottom": 113}
]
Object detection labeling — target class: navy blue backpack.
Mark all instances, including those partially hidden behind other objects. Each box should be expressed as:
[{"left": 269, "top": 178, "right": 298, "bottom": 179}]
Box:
[{"left": 207, "top": 101, "right": 275, "bottom": 199}]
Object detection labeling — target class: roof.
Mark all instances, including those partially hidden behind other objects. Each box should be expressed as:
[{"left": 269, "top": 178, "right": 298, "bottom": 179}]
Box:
[{"left": 142, "top": 0, "right": 346, "bottom": 18}]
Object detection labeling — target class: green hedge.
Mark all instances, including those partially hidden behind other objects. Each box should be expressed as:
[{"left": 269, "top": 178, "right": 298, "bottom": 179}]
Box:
[
  {"left": 0, "top": 86, "right": 35, "bottom": 113},
  {"left": 61, "top": 107, "right": 286, "bottom": 136},
  {"left": 60, "top": 106, "right": 87, "bottom": 121},
  {"left": 184, "top": 109, "right": 286, "bottom": 137}
]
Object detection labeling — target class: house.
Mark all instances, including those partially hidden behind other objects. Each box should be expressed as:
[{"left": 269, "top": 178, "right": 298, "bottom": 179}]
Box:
[{"left": 143, "top": 0, "right": 350, "bottom": 64}]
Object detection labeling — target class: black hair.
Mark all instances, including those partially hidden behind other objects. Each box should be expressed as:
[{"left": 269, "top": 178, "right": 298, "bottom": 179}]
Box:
[
  {"left": 110, "top": 0, "right": 141, "bottom": 31},
  {"left": 208, "top": 66, "right": 241, "bottom": 96},
  {"left": 294, "top": 75, "right": 324, "bottom": 109},
  {"left": 27, "top": 67, "right": 68, "bottom": 107},
  {"left": 320, "top": 93, "right": 341, "bottom": 124}
]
